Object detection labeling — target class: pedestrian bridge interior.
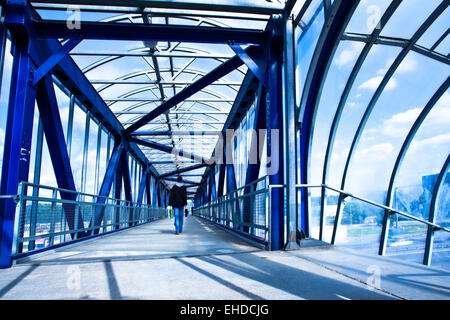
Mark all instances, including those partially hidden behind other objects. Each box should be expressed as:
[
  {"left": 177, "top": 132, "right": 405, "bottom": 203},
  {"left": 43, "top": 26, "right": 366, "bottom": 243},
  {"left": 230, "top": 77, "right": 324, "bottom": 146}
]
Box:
[{"left": 0, "top": 0, "right": 449, "bottom": 300}]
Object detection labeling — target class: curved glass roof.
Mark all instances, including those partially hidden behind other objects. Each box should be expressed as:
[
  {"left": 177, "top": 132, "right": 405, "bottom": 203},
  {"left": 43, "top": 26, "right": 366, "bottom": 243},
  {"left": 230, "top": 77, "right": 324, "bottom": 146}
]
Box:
[{"left": 29, "top": 1, "right": 280, "bottom": 191}]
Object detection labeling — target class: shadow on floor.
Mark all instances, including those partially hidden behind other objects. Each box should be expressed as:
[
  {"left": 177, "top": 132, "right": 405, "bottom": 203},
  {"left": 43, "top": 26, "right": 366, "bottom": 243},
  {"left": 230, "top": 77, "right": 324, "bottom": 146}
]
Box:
[{"left": 175, "top": 252, "right": 398, "bottom": 300}]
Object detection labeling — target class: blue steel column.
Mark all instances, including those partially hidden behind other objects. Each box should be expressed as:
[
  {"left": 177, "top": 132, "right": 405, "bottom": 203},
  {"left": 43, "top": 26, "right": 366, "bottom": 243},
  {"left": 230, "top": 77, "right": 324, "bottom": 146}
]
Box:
[
  {"left": 66, "top": 94, "right": 75, "bottom": 158},
  {"left": 121, "top": 151, "right": 133, "bottom": 226},
  {"left": 267, "top": 15, "right": 285, "bottom": 250},
  {"left": 0, "top": 29, "right": 36, "bottom": 268},
  {"left": 114, "top": 142, "right": 123, "bottom": 230}
]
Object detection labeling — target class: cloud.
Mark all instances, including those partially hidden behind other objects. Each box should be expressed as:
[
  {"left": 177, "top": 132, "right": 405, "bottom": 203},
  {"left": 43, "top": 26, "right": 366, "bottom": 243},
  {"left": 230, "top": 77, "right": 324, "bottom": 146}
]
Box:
[
  {"left": 377, "top": 55, "right": 418, "bottom": 75},
  {"left": 409, "top": 133, "right": 450, "bottom": 153},
  {"left": 381, "top": 91, "right": 450, "bottom": 138},
  {"left": 347, "top": 101, "right": 360, "bottom": 109},
  {"left": 334, "top": 42, "right": 364, "bottom": 68},
  {"left": 425, "top": 91, "right": 450, "bottom": 126},
  {"left": 381, "top": 107, "right": 421, "bottom": 137},
  {"left": 358, "top": 76, "right": 398, "bottom": 91},
  {"left": 355, "top": 142, "right": 394, "bottom": 157}
]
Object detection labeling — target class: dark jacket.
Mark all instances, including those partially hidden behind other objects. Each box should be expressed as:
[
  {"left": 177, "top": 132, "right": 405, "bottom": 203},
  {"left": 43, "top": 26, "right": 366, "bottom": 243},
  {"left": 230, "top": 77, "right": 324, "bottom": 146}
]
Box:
[{"left": 169, "top": 184, "right": 187, "bottom": 208}]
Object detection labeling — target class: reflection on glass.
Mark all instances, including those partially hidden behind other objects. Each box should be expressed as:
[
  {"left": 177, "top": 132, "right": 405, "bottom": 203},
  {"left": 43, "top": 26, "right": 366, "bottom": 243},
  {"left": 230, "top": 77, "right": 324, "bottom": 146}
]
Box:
[
  {"left": 334, "top": 197, "right": 383, "bottom": 256},
  {"left": 433, "top": 169, "right": 450, "bottom": 270}
]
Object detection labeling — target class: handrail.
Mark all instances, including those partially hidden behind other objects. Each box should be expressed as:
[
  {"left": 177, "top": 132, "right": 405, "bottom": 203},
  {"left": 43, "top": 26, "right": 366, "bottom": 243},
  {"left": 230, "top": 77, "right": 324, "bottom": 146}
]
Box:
[
  {"left": 296, "top": 184, "right": 449, "bottom": 233},
  {"left": 11, "top": 182, "right": 167, "bottom": 257},
  {"left": 18, "top": 182, "right": 145, "bottom": 207}
]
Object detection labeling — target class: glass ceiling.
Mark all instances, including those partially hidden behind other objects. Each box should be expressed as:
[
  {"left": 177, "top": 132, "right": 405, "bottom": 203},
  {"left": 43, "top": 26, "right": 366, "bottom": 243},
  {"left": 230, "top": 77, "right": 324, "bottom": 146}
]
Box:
[{"left": 28, "top": 1, "right": 284, "bottom": 190}]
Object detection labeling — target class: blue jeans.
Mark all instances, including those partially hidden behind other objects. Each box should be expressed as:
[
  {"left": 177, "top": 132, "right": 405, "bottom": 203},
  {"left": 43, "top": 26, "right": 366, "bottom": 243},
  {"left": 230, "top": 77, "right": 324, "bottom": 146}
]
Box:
[{"left": 173, "top": 207, "right": 184, "bottom": 233}]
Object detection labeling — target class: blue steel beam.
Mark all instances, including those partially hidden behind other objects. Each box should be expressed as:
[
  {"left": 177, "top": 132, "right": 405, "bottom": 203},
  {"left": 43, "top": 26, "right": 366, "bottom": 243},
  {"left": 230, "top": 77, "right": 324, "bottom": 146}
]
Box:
[
  {"left": 113, "top": 143, "right": 124, "bottom": 230},
  {"left": 159, "top": 163, "right": 208, "bottom": 178},
  {"left": 89, "top": 142, "right": 125, "bottom": 234},
  {"left": 132, "top": 131, "right": 222, "bottom": 136},
  {"left": 120, "top": 150, "right": 134, "bottom": 226},
  {"left": 150, "top": 161, "right": 198, "bottom": 164},
  {"left": 137, "top": 169, "right": 149, "bottom": 204},
  {"left": 34, "top": 20, "right": 267, "bottom": 45},
  {"left": 124, "top": 47, "right": 263, "bottom": 133},
  {"left": 31, "top": 0, "right": 285, "bottom": 15},
  {"left": 0, "top": 30, "right": 36, "bottom": 268},
  {"left": 266, "top": 15, "right": 285, "bottom": 250},
  {"left": 33, "top": 39, "right": 81, "bottom": 85},
  {"left": 36, "top": 74, "right": 85, "bottom": 238},
  {"left": 229, "top": 44, "right": 267, "bottom": 86},
  {"left": 162, "top": 177, "right": 200, "bottom": 186},
  {"left": 131, "top": 137, "right": 208, "bottom": 163}
]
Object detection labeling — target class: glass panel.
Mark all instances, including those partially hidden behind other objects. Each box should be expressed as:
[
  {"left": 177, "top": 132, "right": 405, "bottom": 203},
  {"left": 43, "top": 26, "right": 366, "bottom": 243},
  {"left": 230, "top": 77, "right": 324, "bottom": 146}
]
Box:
[
  {"left": 309, "top": 40, "right": 364, "bottom": 185},
  {"left": 322, "top": 189, "right": 339, "bottom": 243},
  {"left": 70, "top": 106, "right": 87, "bottom": 191},
  {"left": 435, "top": 33, "right": 450, "bottom": 55},
  {"left": 416, "top": 6, "right": 450, "bottom": 49},
  {"left": 387, "top": 89, "right": 450, "bottom": 264},
  {"left": 295, "top": 4, "right": 324, "bottom": 108},
  {"left": 327, "top": 44, "right": 402, "bottom": 188},
  {"left": 432, "top": 169, "right": 450, "bottom": 270},
  {"left": 345, "top": 51, "right": 449, "bottom": 203},
  {"left": 345, "top": 0, "right": 391, "bottom": 35},
  {"left": 309, "top": 187, "right": 321, "bottom": 239},
  {"left": 54, "top": 84, "right": 70, "bottom": 139},
  {"left": 28, "top": 108, "right": 40, "bottom": 185},
  {"left": 380, "top": 0, "right": 441, "bottom": 40},
  {"left": 0, "top": 40, "right": 13, "bottom": 180},
  {"left": 335, "top": 197, "right": 383, "bottom": 256},
  {"left": 39, "top": 135, "right": 58, "bottom": 188}
]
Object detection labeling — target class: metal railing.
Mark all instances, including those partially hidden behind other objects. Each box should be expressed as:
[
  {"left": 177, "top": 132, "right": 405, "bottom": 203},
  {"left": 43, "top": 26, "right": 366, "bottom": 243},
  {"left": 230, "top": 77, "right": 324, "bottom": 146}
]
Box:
[
  {"left": 296, "top": 184, "right": 450, "bottom": 264},
  {"left": 193, "top": 176, "right": 286, "bottom": 249},
  {"left": 12, "top": 182, "right": 167, "bottom": 256}
]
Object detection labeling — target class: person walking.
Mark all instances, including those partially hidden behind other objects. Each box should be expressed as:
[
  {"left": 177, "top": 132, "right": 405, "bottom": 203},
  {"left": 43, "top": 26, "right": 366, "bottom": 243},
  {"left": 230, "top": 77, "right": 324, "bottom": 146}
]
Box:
[{"left": 169, "top": 176, "right": 187, "bottom": 235}]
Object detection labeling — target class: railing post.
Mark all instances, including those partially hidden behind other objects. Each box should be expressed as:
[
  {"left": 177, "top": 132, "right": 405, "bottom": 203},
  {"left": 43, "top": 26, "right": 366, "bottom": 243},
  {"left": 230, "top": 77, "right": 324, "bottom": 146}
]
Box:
[
  {"left": 74, "top": 196, "right": 80, "bottom": 240},
  {"left": 48, "top": 189, "right": 57, "bottom": 246},
  {"left": 12, "top": 183, "right": 25, "bottom": 256},
  {"left": 267, "top": 186, "right": 272, "bottom": 251}
]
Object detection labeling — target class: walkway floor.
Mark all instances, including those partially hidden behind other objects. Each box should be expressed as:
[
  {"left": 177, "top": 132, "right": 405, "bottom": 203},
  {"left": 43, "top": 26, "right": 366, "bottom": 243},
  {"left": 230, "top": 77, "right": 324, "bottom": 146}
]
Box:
[{"left": 0, "top": 216, "right": 448, "bottom": 300}]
